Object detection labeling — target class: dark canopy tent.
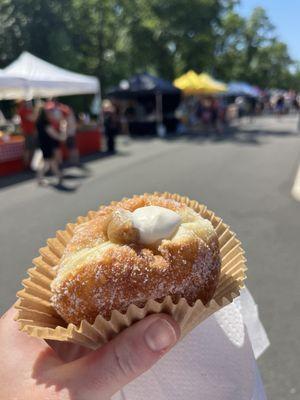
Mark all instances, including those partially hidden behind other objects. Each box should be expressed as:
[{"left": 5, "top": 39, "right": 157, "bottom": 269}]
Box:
[{"left": 107, "top": 73, "right": 181, "bottom": 135}]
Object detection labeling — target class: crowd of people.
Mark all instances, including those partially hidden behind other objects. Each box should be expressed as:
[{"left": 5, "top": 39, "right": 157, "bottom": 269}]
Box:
[
  {"left": 11, "top": 90, "right": 300, "bottom": 187},
  {"left": 176, "top": 91, "right": 300, "bottom": 133},
  {"left": 17, "top": 98, "right": 123, "bottom": 186},
  {"left": 17, "top": 99, "right": 79, "bottom": 185},
  {"left": 176, "top": 97, "right": 228, "bottom": 133},
  {"left": 195, "top": 97, "right": 227, "bottom": 131},
  {"left": 234, "top": 92, "right": 300, "bottom": 118}
]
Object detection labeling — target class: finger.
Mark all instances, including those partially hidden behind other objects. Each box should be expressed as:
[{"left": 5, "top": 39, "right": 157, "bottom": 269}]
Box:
[
  {"left": 46, "top": 339, "right": 92, "bottom": 362},
  {"left": 65, "top": 314, "right": 180, "bottom": 399}
]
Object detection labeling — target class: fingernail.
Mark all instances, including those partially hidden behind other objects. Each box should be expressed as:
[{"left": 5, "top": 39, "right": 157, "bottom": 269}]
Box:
[{"left": 144, "top": 318, "right": 178, "bottom": 352}]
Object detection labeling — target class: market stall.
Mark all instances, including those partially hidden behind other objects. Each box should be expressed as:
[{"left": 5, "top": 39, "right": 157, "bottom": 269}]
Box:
[
  {"left": 0, "top": 70, "right": 28, "bottom": 100},
  {"left": 0, "top": 128, "right": 102, "bottom": 177},
  {"left": 2, "top": 52, "right": 100, "bottom": 98},
  {"left": 173, "top": 71, "right": 228, "bottom": 129},
  {"left": 0, "top": 52, "right": 102, "bottom": 176},
  {"left": 173, "top": 70, "right": 202, "bottom": 95},
  {"left": 174, "top": 70, "right": 227, "bottom": 95},
  {"left": 197, "top": 73, "right": 228, "bottom": 94},
  {"left": 0, "top": 134, "right": 24, "bottom": 176},
  {"left": 60, "top": 124, "right": 102, "bottom": 161},
  {"left": 108, "top": 73, "right": 181, "bottom": 135},
  {"left": 225, "top": 82, "right": 261, "bottom": 119}
]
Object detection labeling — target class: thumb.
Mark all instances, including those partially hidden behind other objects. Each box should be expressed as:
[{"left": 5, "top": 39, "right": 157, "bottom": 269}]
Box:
[{"left": 66, "top": 314, "right": 180, "bottom": 399}]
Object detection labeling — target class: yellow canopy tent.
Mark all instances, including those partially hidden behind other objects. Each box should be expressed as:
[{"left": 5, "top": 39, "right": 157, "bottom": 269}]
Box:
[
  {"left": 173, "top": 70, "right": 203, "bottom": 95},
  {"left": 197, "top": 73, "right": 227, "bottom": 94},
  {"left": 174, "top": 71, "right": 227, "bottom": 95}
]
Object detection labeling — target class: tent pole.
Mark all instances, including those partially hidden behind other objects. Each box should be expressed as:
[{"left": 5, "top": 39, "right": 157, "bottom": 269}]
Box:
[{"left": 156, "top": 92, "right": 163, "bottom": 135}]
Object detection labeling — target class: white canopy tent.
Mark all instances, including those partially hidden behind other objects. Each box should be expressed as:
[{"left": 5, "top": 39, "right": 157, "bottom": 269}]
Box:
[
  {"left": 0, "top": 69, "right": 28, "bottom": 100},
  {"left": 1, "top": 51, "right": 100, "bottom": 99}
]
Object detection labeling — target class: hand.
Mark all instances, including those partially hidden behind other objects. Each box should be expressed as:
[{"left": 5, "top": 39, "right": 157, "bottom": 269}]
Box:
[
  {"left": 60, "top": 119, "right": 68, "bottom": 136},
  {"left": 0, "top": 307, "right": 180, "bottom": 400}
]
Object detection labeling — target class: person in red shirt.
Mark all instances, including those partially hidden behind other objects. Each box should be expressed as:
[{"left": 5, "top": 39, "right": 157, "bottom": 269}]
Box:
[
  {"left": 45, "top": 100, "right": 79, "bottom": 165},
  {"left": 61, "top": 104, "right": 79, "bottom": 165},
  {"left": 44, "top": 100, "right": 66, "bottom": 166},
  {"left": 17, "top": 100, "right": 38, "bottom": 167}
]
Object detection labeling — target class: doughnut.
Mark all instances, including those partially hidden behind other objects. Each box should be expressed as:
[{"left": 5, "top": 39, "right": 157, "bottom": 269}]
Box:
[{"left": 51, "top": 195, "right": 221, "bottom": 325}]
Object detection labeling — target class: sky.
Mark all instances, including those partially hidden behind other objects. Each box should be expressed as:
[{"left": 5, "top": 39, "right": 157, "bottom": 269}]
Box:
[{"left": 238, "top": 0, "right": 300, "bottom": 61}]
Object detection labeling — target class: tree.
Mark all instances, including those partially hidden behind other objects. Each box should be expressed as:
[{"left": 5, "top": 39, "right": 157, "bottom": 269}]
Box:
[
  {"left": 108, "top": 0, "right": 224, "bottom": 80},
  {"left": 214, "top": 6, "right": 296, "bottom": 88},
  {"left": 214, "top": 8, "right": 245, "bottom": 80},
  {"left": 0, "top": 1, "right": 74, "bottom": 67},
  {"left": 0, "top": 0, "right": 299, "bottom": 93},
  {"left": 0, "top": 0, "right": 225, "bottom": 89}
]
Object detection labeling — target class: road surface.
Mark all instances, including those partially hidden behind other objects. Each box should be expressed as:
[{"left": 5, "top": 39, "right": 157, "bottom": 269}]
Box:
[{"left": 1, "top": 115, "right": 299, "bottom": 399}]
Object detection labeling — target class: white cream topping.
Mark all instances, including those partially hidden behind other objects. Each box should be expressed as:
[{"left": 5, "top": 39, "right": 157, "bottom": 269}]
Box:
[{"left": 131, "top": 206, "right": 181, "bottom": 245}]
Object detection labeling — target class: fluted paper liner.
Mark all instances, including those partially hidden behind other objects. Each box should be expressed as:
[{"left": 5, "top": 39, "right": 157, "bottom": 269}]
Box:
[{"left": 15, "top": 192, "right": 246, "bottom": 349}]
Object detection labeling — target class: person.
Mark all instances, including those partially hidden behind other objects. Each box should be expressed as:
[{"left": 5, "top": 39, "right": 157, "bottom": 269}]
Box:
[
  {"left": 44, "top": 100, "right": 66, "bottom": 167},
  {"left": 292, "top": 96, "right": 299, "bottom": 112},
  {"left": 0, "top": 287, "right": 268, "bottom": 400},
  {"left": 275, "top": 95, "right": 285, "bottom": 117},
  {"left": 235, "top": 96, "right": 247, "bottom": 121},
  {"left": 123, "top": 100, "right": 137, "bottom": 136},
  {"left": 210, "top": 98, "right": 219, "bottom": 130},
  {"left": 248, "top": 96, "right": 257, "bottom": 122},
  {"left": 54, "top": 102, "right": 79, "bottom": 165},
  {"left": 36, "top": 106, "right": 66, "bottom": 185},
  {"left": 103, "top": 99, "right": 120, "bottom": 154},
  {"left": 195, "top": 98, "right": 204, "bottom": 122},
  {"left": 17, "top": 100, "right": 38, "bottom": 168},
  {"left": 217, "top": 97, "right": 227, "bottom": 132},
  {"left": 112, "top": 288, "right": 268, "bottom": 400},
  {"left": 201, "top": 98, "right": 213, "bottom": 127},
  {"left": 0, "top": 307, "right": 179, "bottom": 399},
  {"left": 65, "top": 107, "right": 79, "bottom": 165}
]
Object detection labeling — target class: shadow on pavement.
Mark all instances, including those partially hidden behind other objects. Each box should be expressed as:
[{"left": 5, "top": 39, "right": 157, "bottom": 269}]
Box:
[
  {"left": 0, "top": 124, "right": 298, "bottom": 190},
  {"left": 78, "top": 149, "right": 130, "bottom": 163},
  {"left": 62, "top": 172, "right": 91, "bottom": 180},
  {"left": 0, "top": 150, "right": 130, "bottom": 190},
  {"left": 0, "top": 169, "right": 35, "bottom": 189},
  {"left": 49, "top": 181, "right": 80, "bottom": 192},
  {"left": 177, "top": 125, "right": 299, "bottom": 146}
]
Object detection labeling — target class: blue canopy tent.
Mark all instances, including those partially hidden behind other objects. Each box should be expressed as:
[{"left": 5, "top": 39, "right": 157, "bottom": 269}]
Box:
[
  {"left": 227, "top": 82, "right": 260, "bottom": 97},
  {"left": 107, "top": 73, "right": 181, "bottom": 135},
  {"left": 108, "top": 72, "right": 180, "bottom": 97}
]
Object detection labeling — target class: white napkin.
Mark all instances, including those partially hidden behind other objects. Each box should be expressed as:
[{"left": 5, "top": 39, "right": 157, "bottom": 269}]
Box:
[
  {"left": 235, "top": 287, "right": 270, "bottom": 359},
  {"left": 112, "top": 287, "right": 269, "bottom": 400}
]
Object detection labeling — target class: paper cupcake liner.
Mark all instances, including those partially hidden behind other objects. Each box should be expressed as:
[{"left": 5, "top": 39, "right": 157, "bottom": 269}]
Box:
[{"left": 15, "top": 192, "right": 247, "bottom": 349}]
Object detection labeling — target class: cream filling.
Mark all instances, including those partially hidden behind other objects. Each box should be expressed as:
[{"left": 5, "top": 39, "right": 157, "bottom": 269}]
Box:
[{"left": 131, "top": 206, "right": 181, "bottom": 245}]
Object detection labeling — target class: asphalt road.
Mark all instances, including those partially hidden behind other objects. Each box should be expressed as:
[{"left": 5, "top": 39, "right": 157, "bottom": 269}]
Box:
[{"left": 1, "top": 115, "right": 300, "bottom": 399}]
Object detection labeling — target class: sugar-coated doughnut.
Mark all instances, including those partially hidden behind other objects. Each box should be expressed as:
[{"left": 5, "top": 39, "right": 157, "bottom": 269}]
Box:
[{"left": 51, "top": 195, "right": 221, "bottom": 325}]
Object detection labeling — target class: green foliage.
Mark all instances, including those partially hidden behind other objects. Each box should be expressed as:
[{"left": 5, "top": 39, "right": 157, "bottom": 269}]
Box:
[
  {"left": 214, "top": 6, "right": 297, "bottom": 89},
  {"left": 0, "top": 0, "right": 299, "bottom": 92}
]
